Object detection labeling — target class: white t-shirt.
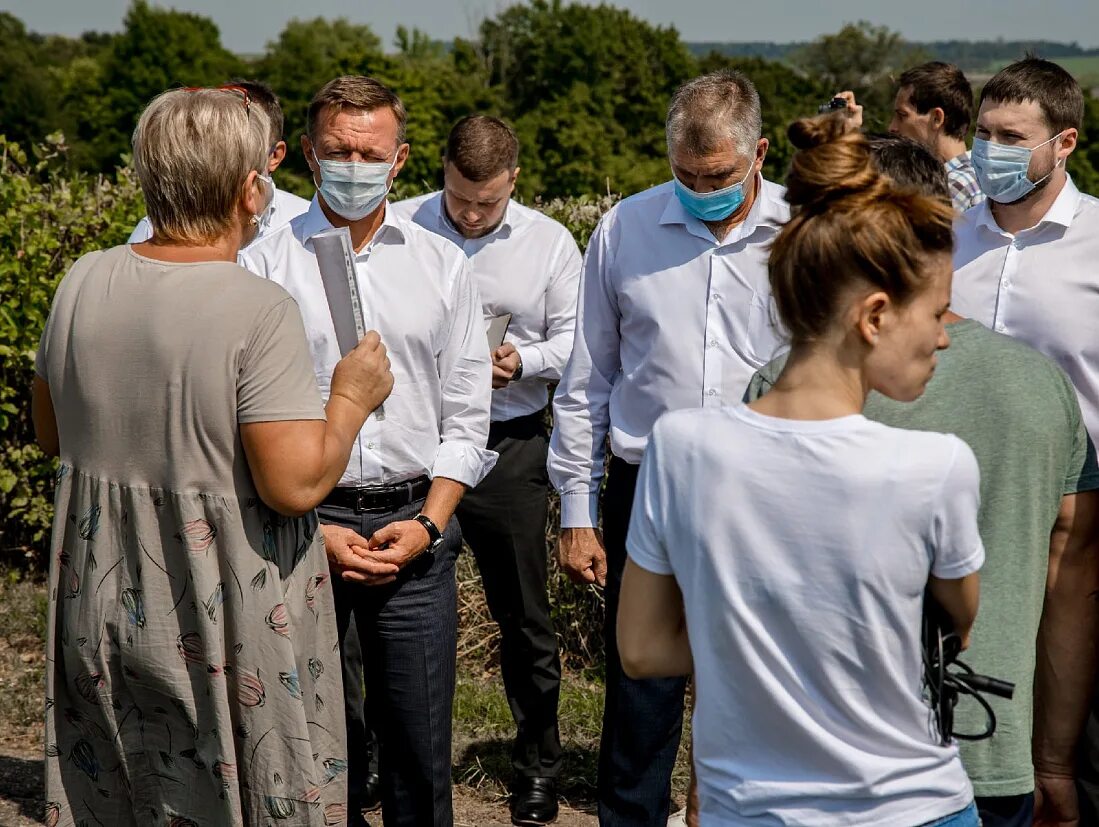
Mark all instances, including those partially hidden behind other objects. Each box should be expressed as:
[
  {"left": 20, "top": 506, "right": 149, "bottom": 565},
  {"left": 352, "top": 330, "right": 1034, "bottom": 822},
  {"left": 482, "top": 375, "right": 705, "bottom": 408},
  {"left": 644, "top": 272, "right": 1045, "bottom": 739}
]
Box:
[{"left": 627, "top": 404, "right": 984, "bottom": 827}]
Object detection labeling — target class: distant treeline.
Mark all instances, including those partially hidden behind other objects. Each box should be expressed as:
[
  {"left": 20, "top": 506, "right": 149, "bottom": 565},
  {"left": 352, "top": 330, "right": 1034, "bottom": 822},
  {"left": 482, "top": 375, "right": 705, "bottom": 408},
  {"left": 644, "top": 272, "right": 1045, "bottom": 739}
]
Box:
[{"left": 688, "top": 38, "right": 1099, "bottom": 71}]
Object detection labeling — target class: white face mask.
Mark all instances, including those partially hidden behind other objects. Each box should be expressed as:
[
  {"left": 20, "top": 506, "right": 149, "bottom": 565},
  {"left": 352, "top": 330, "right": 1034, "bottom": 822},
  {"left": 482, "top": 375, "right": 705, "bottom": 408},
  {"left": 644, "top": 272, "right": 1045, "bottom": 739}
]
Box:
[
  {"left": 312, "top": 148, "right": 398, "bottom": 221},
  {"left": 971, "top": 132, "right": 1064, "bottom": 204}
]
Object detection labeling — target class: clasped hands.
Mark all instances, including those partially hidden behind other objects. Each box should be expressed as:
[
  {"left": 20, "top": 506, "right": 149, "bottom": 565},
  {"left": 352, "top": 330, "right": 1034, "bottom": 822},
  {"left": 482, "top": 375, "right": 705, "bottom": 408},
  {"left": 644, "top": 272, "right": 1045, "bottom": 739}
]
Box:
[{"left": 322, "top": 522, "right": 432, "bottom": 586}]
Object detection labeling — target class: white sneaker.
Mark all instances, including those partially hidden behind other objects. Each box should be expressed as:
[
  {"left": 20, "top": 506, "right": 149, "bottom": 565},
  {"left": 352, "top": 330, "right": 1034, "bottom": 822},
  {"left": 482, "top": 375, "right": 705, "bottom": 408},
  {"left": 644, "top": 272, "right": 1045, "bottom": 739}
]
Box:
[{"left": 667, "top": 808, "right": 688, "bottom": 827}]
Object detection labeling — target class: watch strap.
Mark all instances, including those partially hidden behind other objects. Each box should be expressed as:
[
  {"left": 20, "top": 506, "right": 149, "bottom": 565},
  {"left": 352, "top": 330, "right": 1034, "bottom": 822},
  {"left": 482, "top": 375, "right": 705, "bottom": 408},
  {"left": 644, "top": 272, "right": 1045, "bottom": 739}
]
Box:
[{"left": 414, "top": 513, "right": 443, "bottom": 548}]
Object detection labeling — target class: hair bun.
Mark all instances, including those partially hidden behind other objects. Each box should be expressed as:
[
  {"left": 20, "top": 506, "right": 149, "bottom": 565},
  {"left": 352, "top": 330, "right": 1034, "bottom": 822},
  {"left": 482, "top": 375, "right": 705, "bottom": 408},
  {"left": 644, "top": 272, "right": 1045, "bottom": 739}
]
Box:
[{"left": 784, "top": 116, "right": 888, "bottom": 211}]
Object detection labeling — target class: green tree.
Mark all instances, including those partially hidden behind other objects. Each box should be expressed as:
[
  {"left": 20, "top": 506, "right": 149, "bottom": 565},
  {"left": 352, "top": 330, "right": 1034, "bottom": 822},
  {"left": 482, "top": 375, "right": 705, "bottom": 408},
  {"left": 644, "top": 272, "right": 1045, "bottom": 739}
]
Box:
[
  {"left": 69, "top": 1, "right": 243, "bottom": 172},
  {"left": 479, "top": 0, "right": 697, "bottom": 197},
  {"left": 0, "top": 14, "right": 61, "bottom": 149},
  {"left": 792, "top": 22, "right": 931, "bottom": 131}
]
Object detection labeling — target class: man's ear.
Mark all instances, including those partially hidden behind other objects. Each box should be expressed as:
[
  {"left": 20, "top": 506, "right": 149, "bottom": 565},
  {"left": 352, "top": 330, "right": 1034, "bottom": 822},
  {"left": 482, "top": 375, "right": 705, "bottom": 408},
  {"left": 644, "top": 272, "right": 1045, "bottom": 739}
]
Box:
[
  {"left": 301, "top": 135, "right": 319, "bottom": 186},
  {"left": 929, "top": 107, "right": 946, "bottom": 132},
  {"left": 268, "top": 141, "right": 288, "bottom": 172},
  {"left": 509, "top": 166, "right": 521, "bottom": 196}
]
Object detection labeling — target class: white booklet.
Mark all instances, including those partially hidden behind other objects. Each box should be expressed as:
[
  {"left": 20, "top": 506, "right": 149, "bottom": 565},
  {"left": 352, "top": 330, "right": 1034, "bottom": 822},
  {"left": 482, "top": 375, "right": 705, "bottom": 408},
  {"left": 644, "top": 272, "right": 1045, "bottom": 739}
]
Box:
[
  {"left": 486, "top": 313, "right": 512, "bottom": 351},
  {"left": 312, "top": 226, "right": 384, "bottom": 420}
]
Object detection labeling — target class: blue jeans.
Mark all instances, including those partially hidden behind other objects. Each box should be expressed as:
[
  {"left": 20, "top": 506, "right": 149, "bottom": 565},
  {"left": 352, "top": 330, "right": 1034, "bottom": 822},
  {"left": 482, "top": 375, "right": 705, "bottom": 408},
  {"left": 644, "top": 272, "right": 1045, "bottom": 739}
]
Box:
[{"left": 920, "top": 802, "right": 981, "bottom": 826}]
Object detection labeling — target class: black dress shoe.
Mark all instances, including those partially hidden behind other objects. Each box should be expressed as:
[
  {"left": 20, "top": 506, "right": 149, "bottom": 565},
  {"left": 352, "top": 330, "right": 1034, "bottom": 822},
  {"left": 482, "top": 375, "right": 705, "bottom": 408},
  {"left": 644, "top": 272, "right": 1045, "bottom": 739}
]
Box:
[
  {"left": 361, "top": 771, "right": 382, "bottom": 811},
  {"left": 511, "top": 777, "right": 558, "bottom": 826}
]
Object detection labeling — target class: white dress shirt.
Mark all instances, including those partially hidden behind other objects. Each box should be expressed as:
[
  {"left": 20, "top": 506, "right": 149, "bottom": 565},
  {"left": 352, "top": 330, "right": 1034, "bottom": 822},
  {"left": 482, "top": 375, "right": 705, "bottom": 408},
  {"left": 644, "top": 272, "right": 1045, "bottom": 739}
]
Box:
[
  {"left": 953, "top": 174, "right": 1099, "bottom": 440},
  {"left": 126, "top": 183, "right": 311, "bottom": 245},
  {"left": 392, "top": 192, "right": 581, "bottom": 422},
  {"left": 242, "top": 197, "right": 496, "bottom": 488},
  {"left": 548, "top": 176, "right": 790, "bottom": 527}
]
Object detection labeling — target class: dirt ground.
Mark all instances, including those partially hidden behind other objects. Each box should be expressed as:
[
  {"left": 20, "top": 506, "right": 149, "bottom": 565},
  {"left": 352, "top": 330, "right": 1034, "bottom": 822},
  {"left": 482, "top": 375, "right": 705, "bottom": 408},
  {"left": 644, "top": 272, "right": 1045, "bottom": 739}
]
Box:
[{"left": 0, "top": 731, "right": 598, "bottom": 826}]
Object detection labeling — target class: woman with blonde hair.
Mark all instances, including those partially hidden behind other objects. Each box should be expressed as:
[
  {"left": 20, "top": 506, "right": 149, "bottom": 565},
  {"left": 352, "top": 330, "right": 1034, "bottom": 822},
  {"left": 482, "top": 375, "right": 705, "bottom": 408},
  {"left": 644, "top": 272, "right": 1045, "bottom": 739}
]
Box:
[
  {"left": 33, "top": 86, "right": 393, "bottom": 825},
  {"left": 617, "top": 117, "right": 983, "bottom": 826}
]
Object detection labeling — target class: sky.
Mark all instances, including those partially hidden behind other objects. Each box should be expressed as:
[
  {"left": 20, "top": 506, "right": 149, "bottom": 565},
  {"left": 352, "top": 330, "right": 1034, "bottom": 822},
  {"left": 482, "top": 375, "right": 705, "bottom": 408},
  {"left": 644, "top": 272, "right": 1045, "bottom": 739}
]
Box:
[{"left": 7, "top": 0, "right": 1099, "bottom": 53}]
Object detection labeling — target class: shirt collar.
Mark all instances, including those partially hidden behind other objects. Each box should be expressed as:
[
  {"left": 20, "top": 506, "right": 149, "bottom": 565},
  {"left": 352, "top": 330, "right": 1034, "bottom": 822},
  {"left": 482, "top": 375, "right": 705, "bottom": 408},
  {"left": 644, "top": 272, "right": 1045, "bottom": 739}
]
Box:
[
  {"left": 658, "top": 174, "right": 784, "bottom": 244},
  {"left": 944, "top": 151, "right": 971, "bottom": 172},
  {"left": 974, "top": 174, "right": 1080, "bottom": 236},
  {"left": 298, "top": 195, "right": 407, "bottom": 248},
  {"left": 436, "top": 191, "right": 515, "bottom": 241}
]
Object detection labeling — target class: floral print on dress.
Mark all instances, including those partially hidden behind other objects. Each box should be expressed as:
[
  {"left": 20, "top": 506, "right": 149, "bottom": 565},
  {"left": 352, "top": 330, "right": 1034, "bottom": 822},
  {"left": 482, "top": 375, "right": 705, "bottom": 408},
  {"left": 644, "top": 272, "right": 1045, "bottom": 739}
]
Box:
[{"left": 46, "top": 470, "right": 346, "bottom": 825}]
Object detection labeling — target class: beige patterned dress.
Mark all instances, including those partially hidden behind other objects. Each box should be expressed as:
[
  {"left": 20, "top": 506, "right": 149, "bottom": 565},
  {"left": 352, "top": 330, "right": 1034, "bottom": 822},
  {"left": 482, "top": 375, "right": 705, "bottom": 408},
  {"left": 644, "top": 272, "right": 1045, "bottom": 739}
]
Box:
[{"left": 36, "top": 246, "right": 347, "bottom": 826}]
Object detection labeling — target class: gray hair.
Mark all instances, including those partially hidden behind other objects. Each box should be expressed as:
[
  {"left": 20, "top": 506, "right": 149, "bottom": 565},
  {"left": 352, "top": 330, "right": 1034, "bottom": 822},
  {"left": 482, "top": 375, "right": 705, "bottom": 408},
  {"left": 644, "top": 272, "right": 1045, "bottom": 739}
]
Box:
[
  {"left": 132, "top": 88, "right": 271, "bottom": 245},
  {"left": 666, "top": 70, "right": 762, "bottom": 157}
]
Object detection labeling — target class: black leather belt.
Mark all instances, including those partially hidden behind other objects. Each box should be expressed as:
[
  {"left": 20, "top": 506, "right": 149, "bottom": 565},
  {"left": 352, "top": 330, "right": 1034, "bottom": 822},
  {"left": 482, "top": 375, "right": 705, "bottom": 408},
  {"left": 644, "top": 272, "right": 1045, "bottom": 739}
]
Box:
[{"left": 323, "top": 475, "right": 431, "bottom": 513}]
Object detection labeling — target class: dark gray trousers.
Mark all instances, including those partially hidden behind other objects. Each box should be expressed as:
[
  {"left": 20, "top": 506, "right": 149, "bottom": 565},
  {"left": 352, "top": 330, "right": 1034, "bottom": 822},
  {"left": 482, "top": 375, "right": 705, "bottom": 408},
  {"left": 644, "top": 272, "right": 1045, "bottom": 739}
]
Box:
[{"left": 319, "top": 498, "right": 461, "bottom": 827}]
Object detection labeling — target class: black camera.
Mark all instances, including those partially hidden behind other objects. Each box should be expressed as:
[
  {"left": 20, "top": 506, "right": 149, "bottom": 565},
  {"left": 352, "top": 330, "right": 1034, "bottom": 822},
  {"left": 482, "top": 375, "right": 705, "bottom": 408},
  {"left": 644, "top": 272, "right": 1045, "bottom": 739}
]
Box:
[
  {"left": 818, "top": 96, "right": 849, "bottom": 115},
  {"left": 923, "top": 595, "right": 1014, "bottom": 744}
]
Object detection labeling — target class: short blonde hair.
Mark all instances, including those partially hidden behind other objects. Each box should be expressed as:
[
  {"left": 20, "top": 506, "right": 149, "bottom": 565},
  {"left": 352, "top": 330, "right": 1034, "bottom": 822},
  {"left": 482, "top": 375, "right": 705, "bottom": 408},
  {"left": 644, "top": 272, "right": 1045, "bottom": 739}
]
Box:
[{"left": 132, "top": 88, "right": 270, "bottom": 245}]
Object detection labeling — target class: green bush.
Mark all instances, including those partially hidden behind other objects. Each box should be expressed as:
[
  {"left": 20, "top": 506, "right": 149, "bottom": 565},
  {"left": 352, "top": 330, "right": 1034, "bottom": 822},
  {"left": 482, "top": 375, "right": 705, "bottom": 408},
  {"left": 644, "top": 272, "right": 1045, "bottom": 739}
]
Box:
[{"left": 0, "top": 135, "right": 144, "bottom": 562}]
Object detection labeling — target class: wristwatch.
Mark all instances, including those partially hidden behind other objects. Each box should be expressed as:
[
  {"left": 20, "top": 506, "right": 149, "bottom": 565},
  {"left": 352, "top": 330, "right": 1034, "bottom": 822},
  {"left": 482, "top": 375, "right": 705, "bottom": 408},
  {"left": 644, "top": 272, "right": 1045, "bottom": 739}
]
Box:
[
  {"left": 513, "top": 352, "right": 524, "bottom": 381},
  {"left": 414, "top": 514, "right": 444, "bottom": 554}
]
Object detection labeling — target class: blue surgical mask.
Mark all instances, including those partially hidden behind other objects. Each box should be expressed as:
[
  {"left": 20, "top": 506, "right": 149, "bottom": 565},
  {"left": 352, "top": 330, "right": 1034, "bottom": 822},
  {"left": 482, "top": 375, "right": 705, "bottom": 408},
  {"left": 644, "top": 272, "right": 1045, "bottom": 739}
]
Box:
[
  {"left": 674, "top": 163, "right": 754, "bottom": 222},
  {"left": 971, "top": 133, "right": 1063, "bottom": 204},
  {"left": 312, "top": 148, "right": 397, "bottom": 221}
]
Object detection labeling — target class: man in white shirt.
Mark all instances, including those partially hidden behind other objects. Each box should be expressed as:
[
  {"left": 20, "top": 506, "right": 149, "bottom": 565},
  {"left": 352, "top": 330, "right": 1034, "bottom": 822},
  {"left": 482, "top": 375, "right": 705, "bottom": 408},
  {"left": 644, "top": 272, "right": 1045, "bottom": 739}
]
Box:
[
  {"left": 393, "top": 115, "right": 580, "bottom": 826},
  {"left": 547, "top": 69, "right": 790, "bottom": 825},
  {"left": 243, "top": 76, "right": 495, "bottom": 827},
  {"left": 950, "top": 57, "right": 1099, "bottom": 824},
  {"left": 127, "top": 79, "right": 309, "bottom": 245}
]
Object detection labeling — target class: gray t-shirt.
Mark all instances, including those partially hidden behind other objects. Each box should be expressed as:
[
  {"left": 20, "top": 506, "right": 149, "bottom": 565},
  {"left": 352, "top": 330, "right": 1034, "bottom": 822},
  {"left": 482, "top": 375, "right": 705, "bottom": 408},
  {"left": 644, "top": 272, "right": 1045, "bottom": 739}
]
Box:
[{"left": 746, "top": 319, "right": 1099, "bottom": 796}]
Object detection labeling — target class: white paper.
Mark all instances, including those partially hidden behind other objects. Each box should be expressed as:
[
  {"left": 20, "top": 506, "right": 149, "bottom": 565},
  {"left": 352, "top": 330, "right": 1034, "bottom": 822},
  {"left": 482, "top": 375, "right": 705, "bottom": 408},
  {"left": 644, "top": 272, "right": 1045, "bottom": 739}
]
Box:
[
  {"left": 312, "top": 226, "right": 385, "bottom": 419},
  {"left": 486, "top": 313, "right": 512, "bottom": 350},
  {"left": 312, "top": 226, "right": 364, "bottom": 357}
]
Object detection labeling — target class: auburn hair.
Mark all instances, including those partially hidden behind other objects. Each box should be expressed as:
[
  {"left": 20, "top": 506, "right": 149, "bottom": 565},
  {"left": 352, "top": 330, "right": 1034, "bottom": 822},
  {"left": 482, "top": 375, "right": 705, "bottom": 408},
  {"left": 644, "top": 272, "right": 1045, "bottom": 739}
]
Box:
[{"left": 769, "top": 117, "right": 954, "bottom": 344}]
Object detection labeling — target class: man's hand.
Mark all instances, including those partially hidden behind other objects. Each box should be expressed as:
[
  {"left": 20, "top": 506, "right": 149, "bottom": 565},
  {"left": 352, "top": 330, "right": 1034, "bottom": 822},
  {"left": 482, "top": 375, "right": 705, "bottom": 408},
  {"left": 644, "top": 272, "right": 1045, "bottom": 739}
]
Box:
[
  {"left": 1034, "top": 771, "right": 1079, "bottom": 826},
  {"left": 835, "top": 90, "right": 864, "bottom": 130},
  {"left": 366, "top": 519, "right": 432, "bottom": 569},
  {"left": 492, "top": 342, "right": 521, "bottom": 389},
  {"left": 321, "top": 524, "right": 399, "bottom": 586},
  {"left": 556, "top": 527, "right": 608, "bottom": 587}
]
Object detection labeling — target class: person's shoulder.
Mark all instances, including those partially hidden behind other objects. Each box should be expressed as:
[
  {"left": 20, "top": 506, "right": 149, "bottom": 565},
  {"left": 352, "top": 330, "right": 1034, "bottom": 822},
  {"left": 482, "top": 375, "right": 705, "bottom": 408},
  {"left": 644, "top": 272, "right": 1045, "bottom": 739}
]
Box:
[
  {"left": 651, "top": 406, "right": 735, "bottom": 448},
  {"left": 389, "top": 190, "right": 440, "bottom": 222},
  {"left": 510, "top": 200, "right": 579, "bottom": 245},
  {"left": 885, "top": 424, "right": 976, "bottom": 480},
  {"left": 955, "top": 320, "right": 1074, "bottom": 387},
  {"left": 246, "top": 216, "right": 303, "bottom": 262},
  {"left": 389, "top": 208, "right": 466, "bottom": 267},
  {"left": 274, "top": 187, "right": 311, "bottom": 212},
  {"left": 758, "top": 176, "right": 789, "bottom": 216},
  {"left": 603, "top": 181, "right": 675, "bottom": 228}
]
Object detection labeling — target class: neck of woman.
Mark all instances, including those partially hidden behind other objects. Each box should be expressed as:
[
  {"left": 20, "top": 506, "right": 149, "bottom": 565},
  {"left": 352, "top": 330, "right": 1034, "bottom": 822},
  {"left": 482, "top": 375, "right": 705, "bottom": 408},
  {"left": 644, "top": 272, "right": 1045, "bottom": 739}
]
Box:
[{"left": 749, "top": 340, "right": 869, "bottom": 421}]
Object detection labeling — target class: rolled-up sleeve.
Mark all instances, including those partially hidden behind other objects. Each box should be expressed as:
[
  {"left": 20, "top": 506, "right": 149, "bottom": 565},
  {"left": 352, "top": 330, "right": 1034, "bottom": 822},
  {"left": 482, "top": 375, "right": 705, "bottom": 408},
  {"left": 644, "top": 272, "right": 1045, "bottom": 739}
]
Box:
[
  {"left": 547, "top": 214, "right": 621, "bottom": 528},
  {"left": 516, "top": 231, "right": 582, "bottom": 383},
  {"left": 432, "top": 258, "right": 498, "bottom": 487}
]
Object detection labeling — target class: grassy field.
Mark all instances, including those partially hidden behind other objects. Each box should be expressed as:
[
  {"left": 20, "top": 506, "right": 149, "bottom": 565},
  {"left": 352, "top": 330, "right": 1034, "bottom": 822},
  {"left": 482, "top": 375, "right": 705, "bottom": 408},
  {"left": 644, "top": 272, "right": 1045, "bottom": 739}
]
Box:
[{"left": 975, "top": 55, "right": 1099, "bottom": 88}]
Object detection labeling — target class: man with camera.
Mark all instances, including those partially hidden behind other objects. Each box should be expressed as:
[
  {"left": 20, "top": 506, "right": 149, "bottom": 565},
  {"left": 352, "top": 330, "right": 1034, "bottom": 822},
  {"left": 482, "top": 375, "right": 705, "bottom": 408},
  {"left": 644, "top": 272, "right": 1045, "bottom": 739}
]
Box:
[{"left": 825, "top": 60, "right": 985, "bottom": 212}]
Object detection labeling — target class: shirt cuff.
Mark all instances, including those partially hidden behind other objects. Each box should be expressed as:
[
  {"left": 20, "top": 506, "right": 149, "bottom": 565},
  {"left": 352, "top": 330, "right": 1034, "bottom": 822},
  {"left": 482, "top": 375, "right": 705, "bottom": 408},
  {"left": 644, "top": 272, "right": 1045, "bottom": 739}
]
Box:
[
  {"left": 516, "top": 343, "right": 546, "bottom": 380},
  {"left": 560, "top": 490, "right": 599, "bottom": 528},
  {"left": 431, "top": 441, "right": 499, "bottom": 488}
]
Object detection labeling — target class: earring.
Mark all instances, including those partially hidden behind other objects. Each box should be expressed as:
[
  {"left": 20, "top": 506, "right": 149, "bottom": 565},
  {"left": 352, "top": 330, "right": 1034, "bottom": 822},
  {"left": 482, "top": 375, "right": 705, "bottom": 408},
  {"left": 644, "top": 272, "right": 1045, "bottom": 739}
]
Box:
[{"left": 249, "top": 215, "right": 260, "bottom": 227}]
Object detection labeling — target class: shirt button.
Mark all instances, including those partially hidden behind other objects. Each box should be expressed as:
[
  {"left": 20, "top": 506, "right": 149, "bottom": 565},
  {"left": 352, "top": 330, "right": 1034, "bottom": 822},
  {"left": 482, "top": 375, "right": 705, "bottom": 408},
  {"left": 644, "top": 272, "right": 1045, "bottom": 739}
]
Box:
[
  {"left": 711, "top": 292, "right": 722, "bottom": 302},
  {"left": 366, "top": 442, "right": 376, "bottom": 450},
  {"left": 995, "top": 323, "right": 1006, "bottom": 333},
  {"left": 708, "top": 338, "right": 719, "bottom": 347},
  {"left": 707, "top": 388, "right": 718, "bottom": 397}
]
